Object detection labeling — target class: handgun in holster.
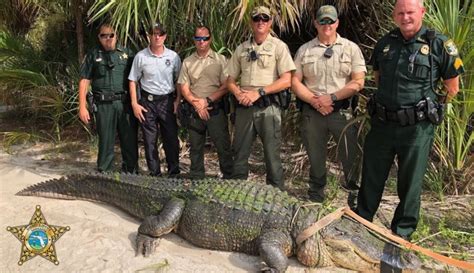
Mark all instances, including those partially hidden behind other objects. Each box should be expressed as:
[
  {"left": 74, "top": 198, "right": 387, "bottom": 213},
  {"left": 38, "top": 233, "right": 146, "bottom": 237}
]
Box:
[
  {"left": 277, "top": 89, "right": 291, "bottom": 110},
  {"left": 178, "top": 101, "right": 192, "bottom": 128},
  {"left": 86, "top": 92, "right": 97, "bottom": 134},
  {"left": 426, "top": 97, "right": 445, "bottom": 125}
]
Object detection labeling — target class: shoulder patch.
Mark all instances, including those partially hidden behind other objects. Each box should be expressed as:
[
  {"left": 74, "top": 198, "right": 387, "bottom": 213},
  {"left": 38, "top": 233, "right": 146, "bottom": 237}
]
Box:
[
  {"left": 454, "top": 57, "right": 463, "bottom": 70},
  {"left": 444, "top": 39, "right": 459, "bottom": 56}
]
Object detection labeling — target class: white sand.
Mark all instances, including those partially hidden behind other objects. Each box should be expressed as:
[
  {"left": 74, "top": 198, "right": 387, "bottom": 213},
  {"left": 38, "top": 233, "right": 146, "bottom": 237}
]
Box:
[{"left": 1, "top": 151, "right": 333, "bottom": 273}]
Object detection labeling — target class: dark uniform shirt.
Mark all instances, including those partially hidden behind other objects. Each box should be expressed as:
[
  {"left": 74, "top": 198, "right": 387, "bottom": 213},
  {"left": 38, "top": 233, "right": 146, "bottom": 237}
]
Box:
[
  {"left": 80, "top": 46, "right": 135, "bottom": 94},
  {"left": 371, "top": 26, "right": 464, "bottom": 110}
]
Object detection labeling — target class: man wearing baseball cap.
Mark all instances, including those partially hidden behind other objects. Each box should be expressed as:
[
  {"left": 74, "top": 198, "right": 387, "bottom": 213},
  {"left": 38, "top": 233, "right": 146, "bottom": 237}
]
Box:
[
  {"left": 292, "top": 5, "right": 366, "bottom": 206},
  {"left": 225, "top": 6, "right": 295, "bottom": 189}
]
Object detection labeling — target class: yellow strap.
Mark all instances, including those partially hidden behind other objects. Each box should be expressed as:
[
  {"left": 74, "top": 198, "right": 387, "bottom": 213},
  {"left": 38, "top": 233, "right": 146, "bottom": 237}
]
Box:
[
  {"left": 343, "top": 208, "right": 474, "bottom": 271},
  {"left": 296, "top": 207, "right": 345, "bottom": 245}
]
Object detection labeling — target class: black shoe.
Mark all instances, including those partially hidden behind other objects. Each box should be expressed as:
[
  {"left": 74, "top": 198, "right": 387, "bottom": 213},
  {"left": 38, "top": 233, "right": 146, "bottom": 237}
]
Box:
[
  {"left": 308, "top": 188, "right": 325, "bottom": 203},
  {"left": 347, "top": 191, "right": 358, "bottom": 210},
  {"left": 341, "top": 181, "right": 359, "bottom": 191}
]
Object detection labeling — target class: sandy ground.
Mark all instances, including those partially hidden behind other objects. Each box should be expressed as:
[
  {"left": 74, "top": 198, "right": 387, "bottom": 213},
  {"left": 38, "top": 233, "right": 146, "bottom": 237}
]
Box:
[{"left": 0, "top": 149, "right": 351, "bottom": 273}]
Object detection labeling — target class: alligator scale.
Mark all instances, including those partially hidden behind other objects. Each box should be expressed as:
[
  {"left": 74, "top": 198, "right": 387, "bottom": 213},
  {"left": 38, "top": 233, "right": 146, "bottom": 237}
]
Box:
[{"left": 17, "top": 173, "right": 420, "bottom": 272}]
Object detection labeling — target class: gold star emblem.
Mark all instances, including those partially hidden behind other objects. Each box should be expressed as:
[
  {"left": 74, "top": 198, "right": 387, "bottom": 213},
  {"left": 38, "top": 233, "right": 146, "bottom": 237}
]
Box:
[{"left": 6, "top": 205, "right": 70, "bottom": 266}]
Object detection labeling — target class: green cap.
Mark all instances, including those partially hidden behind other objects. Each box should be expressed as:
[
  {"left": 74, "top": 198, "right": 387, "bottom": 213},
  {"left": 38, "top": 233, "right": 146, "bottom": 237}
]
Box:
[
  {"left": 316, "top": 5, "right": 338, "bottom": 22},
  {"left": 251, "top": 6, "right": 271, "bottom": 17}
]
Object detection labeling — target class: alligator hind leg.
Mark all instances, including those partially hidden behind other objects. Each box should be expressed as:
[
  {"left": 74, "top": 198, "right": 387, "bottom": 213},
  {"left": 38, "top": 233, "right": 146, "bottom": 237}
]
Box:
[
  {"left": 258, "top": 230, "right": 293, "bottom": 273},
  {"left": 136, "top": 198, "right": 186, "bottom": 257}
]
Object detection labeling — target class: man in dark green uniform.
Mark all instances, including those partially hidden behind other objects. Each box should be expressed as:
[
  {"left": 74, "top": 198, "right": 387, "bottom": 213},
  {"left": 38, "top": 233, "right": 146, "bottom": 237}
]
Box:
[
  {"left": 356, "top": 0, "right": 464, "bottom": 239},
  {"left": 78, "top": 24, "right": 138, "bottom": 173}
]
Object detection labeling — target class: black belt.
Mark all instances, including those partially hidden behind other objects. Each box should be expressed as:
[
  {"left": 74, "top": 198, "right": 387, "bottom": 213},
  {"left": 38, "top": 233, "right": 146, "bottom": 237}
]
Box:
[
  {"left": 93, "top": 92, "right": 127, "bottom": 102},
  {"left": 372, "top": 101, "right": 427, "bottom": 126},
  {"left": 141, "top": 90, "right": 173, "bottom": 102}
]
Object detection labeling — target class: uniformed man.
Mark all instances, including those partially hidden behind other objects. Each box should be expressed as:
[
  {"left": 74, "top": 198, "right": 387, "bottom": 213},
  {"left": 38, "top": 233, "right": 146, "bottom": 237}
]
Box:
[
  {"left": 128, "top": 23, "right": 181, "bottom": 176},
  {"left": 225, "top": 6, "right": 296, "bottom": 189},
  {"left": 292, "top": 5, "right": 366, "bottom": 205},
  {"left": 78, "top": 23, "right": 138, "bottom": 173},
  {"left": 178, "top": 26, "right": 234, "bottom": 179},
  {"left": 356, "top": 0, "right": 464, "bottom": 239}
]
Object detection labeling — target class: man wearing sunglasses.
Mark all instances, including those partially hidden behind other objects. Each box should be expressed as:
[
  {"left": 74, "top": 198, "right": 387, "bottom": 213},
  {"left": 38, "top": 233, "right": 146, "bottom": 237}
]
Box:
[
  {"left": 128, "top": 23, "right": 182, "bottom": 177},
  {"left": 292, "top": 5, "right": 366, "bottom": 205},
  {"left": 177, "top": 26, "right": 233, "bottom": 179},
  {"left": 78, "top": 23, "right": 138, "bottom": 173},
  {"left": 226, "top": 6, "right": 296, "bottom": 189}
]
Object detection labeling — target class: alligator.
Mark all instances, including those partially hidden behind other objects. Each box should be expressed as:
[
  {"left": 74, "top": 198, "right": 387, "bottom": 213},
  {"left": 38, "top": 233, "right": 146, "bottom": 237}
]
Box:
[{"left": 17, "top": 173, "right": 420, "bottom": 272}]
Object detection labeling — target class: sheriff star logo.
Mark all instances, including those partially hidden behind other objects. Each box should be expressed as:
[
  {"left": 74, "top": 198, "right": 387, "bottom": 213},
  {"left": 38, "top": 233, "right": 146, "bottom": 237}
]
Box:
[{"left": 6, "top": 205, "right": 70, "bottom": 266}]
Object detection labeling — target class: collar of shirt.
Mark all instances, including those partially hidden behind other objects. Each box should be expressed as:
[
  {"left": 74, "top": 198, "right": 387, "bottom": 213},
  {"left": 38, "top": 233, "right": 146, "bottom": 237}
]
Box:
[
  {"left": 313, "top": 33, "right": 343, "bottom": 48},
  {"left": 391, "top": 26, "right": 428, "bottom": 44},
  {"left": 146, "top": 46, "right": 172, "bottom": 58},
  {"left": 192, "top": 49, "right": 217, "bottom": 60}
]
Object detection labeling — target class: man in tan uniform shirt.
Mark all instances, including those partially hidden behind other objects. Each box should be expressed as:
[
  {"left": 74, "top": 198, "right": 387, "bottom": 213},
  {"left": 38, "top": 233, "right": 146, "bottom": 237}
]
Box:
[
  {"left": 225, "top": 6, "right": 296, "bottom": 189},
  {"left": 292, "top": 5, "right": 366, "bottom": 205},
  {"left": 178, "top": 26, "right": 233, "bottom": 179}
]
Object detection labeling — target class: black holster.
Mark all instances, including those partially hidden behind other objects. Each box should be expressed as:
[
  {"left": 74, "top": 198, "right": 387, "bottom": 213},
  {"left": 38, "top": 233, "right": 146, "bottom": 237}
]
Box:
[
  {"left": 277, "top": 89, "right": 291, "bottom": 110},
  {"left": 86, "top": 92, "right": 97, "bottom": 134},
  {"left": 426, "top": 97, "right": 445, "bottom": 125}
]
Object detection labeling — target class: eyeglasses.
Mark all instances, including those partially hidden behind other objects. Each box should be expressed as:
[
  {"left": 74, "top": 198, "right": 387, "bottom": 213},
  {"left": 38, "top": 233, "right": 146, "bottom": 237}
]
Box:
[
  {"left": 252, "top": 14, "right": 271, "bottom": 23},
  {"left": 319, "top": 19, "right": 336, "bottom": 25},
  {"left": 99, "top": 33, "right": 115, "bottom": 39},
  {"left": 193, "top": 36, "right": 211, "bottom": 42}
]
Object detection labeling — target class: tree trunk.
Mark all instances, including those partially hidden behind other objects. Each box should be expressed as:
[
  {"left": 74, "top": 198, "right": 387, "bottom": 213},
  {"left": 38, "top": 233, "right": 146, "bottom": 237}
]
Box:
[{"left": 74, "top": 0, "right": 85, "bottom": 63}]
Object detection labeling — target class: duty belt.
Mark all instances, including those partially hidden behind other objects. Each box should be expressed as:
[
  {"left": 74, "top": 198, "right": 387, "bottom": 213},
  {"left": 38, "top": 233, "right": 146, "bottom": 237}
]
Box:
[
  {"left": 141, "top": 90, "right": 173, "bottom": 102},
  {"left": 369, "top": 100, "right": 429, "bottom": 126},
  {"left": 93, "top": 92, "right": 127, "bottom": 102}
]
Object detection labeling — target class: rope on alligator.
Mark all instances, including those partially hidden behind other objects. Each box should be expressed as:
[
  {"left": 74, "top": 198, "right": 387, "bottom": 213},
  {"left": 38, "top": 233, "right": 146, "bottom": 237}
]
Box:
[{"left": 296, "top": 207, "right": 474, "bottom": 271}]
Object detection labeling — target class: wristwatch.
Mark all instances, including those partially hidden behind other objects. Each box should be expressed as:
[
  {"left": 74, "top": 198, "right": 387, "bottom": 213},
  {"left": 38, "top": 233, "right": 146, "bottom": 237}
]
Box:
[
  {"left": 206, "top": 97, "right": 213, "bottom": 105},
  {"left": 330, "top": 93, "right": 338, "bottom": 102},
  {"left": 258, "top": 88, "right": 266, "bottom": 97}
]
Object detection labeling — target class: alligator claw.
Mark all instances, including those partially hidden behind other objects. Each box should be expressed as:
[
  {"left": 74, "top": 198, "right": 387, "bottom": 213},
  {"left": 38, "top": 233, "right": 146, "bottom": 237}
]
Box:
[
  {"left": 380, "top": 243, "right": 421, "bottom": 270},
  {"left": 136, "top": 233, "right": 160, "bottom": 257},
  {"left": 260, "top": 266, "right": 279, "bottom": 273}
]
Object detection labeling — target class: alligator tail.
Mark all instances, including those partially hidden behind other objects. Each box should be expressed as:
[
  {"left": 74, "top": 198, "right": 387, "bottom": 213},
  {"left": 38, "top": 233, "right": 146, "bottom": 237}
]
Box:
[{"left": 16, "top": 173, "right": 161, "bottom": 219}]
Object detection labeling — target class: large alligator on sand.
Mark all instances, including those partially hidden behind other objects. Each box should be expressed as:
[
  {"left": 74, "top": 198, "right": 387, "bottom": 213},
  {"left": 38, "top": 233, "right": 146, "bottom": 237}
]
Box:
[{"left": 17, "top": 173, "right": 420, "bottom": 272}]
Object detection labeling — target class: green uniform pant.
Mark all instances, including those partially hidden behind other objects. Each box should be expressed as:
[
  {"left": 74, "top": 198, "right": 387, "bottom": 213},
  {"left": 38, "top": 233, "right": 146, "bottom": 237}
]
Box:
[
  {"left": 188, "top": 109, "right": 233, "bottom": 179},
  {"left": 95, "top": 100, "right": 138, "bottom": 173},
  {"left": 300, "top": 104, "right": 360, "bottom": 193},
  {"left": 231, "top": 104, "right": 283, "bottom": 188},
  {"left": 357, "top": 120, "right": 434, "bottom": 237}
]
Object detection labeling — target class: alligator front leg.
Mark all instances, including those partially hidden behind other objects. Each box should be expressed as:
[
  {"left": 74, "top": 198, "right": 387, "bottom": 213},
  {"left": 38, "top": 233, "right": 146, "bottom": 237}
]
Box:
[
  {"left": 258, "top": 230, "right": 293, "bottom": 273},
  {"left": 136, "top": 197, "right": 186, "bottom": 257}
]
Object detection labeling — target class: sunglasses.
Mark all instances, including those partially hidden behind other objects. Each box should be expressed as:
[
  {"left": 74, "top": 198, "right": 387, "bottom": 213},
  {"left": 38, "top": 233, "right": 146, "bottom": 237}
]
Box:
[
  {"left": 319, "top": 18, "right": 336, "bottom": 25},
  {"left": 99, "top": 33, "right": 115, "bottom": 39},
  {"left": 252, "top": 14, "right": 271, "bottom": 23},
  {"left": 193, "top": 36, "right": 211, "bottom": 42}
]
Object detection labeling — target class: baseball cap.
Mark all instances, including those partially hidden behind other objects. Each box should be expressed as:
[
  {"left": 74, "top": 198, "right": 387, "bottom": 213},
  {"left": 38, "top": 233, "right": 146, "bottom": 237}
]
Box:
[
  {"left": 251, "top": 6, "right": 272, "bottom": 17},
  {"left": 316, "top": 5, "right": 338, "bottom": 22}
]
